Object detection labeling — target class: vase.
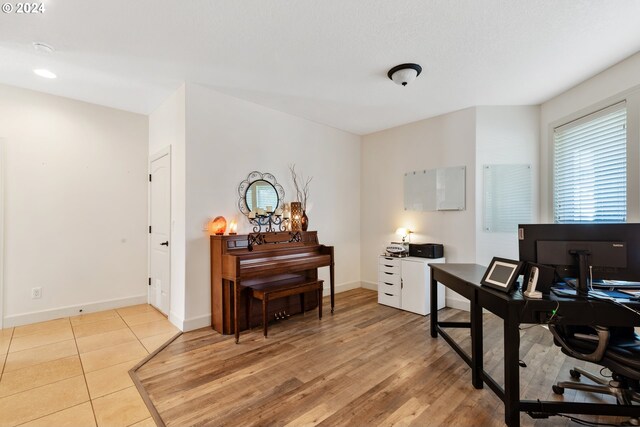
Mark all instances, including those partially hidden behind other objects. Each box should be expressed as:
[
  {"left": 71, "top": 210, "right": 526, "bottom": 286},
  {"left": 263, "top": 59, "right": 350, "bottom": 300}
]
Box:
[{"left": 301, "top": 211, "right": 309, "bottom": 231}]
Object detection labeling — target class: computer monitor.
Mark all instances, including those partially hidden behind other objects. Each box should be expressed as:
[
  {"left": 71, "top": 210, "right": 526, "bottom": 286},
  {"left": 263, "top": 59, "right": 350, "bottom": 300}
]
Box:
[{"left": 518, "top": 223, "right": 640, "bottom": 294}]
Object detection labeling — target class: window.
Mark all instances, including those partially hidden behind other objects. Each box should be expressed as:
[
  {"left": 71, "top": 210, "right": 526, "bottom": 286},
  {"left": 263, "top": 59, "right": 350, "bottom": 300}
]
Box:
[{"left": 554, "top": 102, "right": 627, "bottom": 223}]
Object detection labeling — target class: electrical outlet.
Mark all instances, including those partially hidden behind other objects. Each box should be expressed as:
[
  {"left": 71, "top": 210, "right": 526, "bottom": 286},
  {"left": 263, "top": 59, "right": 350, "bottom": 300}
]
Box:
[{"left": 31, "top": 287, "right": 42, "bottom": 299}]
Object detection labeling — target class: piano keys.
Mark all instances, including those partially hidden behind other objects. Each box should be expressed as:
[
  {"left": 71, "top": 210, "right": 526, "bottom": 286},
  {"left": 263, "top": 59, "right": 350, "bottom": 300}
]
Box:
[{"left": 210, "top": 231, "right": 335, "bottom": 342}]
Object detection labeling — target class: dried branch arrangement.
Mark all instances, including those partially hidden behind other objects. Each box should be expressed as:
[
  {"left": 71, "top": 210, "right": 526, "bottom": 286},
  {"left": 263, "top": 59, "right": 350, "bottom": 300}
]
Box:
[{"left": 289, "top": 164, "right": 312, "bottom": 211}]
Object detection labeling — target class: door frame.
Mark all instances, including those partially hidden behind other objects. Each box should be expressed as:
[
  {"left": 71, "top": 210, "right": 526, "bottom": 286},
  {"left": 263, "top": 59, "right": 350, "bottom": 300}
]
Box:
[
  {"left": 0, "top": 139, "right": 5, "bottom": 329},
  {"left": 148, "top": 146, "right": 172, "bottom": 312}
]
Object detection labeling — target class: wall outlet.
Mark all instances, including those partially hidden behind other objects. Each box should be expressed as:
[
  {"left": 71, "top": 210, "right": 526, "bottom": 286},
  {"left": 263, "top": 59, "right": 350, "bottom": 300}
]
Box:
[{"left": 31, "top": 287, "right": 42, "bottom": 299}]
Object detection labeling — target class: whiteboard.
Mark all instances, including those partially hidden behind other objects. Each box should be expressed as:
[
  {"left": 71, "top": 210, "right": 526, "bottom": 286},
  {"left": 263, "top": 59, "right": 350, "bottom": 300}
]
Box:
[
  {"left": 483, "top": 164, "right": 531, "bottom": 232},
  {"left": 404, "top": 166, "right": 466, "bottom": 212},
  {"left": 437, "top": 166, "right": 466, "bottom": 210},
  {"left": 403, "top": 170, "right": 436, "bottom": 211}
]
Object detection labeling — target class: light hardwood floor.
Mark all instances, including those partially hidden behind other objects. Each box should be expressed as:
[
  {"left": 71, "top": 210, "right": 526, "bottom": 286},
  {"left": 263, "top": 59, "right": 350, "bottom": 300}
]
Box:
[
  {"left": 0, "top": 304, "right": 179, "bottom": 427},
  {"left": 134, "top": 288, "right": 629, "bottom": 427}
]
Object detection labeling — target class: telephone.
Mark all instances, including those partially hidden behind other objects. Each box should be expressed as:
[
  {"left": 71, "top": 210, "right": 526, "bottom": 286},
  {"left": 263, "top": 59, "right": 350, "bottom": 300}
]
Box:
[{"left": 524, "top": 266, "right": 542, "bottom": 299}]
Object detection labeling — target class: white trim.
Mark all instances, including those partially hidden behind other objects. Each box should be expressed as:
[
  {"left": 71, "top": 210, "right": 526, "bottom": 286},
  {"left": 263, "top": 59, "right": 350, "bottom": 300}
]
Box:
[
  {"left": 150, "top": 146, "right": 171, "bottom": 163},
  {"left": 324, "top": 280, "right": 362, "bottom": 296},
  {"left": 445, "top": 296, "right": 470, "bottom": 312},
  {"left": 3, "top": 294, "right": 148, "bottom": 328},
  {"left": 361, "top": 280, "right": 378, "bottom": 291},
  {"left": 177, "top": 281, "right": 367, "bottom": 333},
  {"left": 0, "top": 139, "right": 5, "bottom": 329},
  {"left": 169, "top": 311, "right": 186, "bottom": 331},
  {"left": 181, "top": 313, "right": 210, "bottom": 332}
]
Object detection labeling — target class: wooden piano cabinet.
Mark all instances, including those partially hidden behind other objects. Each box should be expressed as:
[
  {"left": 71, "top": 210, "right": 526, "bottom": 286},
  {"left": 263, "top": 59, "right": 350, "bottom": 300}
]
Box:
[{"left": 210, "top": 231, "right": 335, "bottom": 337}]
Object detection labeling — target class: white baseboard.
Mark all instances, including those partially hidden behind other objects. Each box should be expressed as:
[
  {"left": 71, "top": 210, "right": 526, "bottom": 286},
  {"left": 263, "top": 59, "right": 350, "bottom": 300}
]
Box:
[
  {"left": 181, "top": 313, "right": 210, "bottom": 332},
  {"left": 361, "top": 280, "right": 377, "bottom": 291},
  {"left": 177, "top": 281, "right": 366, "bottom": 333},
  {"left": 168, "top": 311, "right": 185, "bottom": 331},
  {"left": 445, "top": 296, "right": 470, "bottom": 312},
  {"left": 3, "top": 294, "right": 148, "bottom": 328},
  {"left": 324, "top": 280, "right": 361, "bottom": 296}
]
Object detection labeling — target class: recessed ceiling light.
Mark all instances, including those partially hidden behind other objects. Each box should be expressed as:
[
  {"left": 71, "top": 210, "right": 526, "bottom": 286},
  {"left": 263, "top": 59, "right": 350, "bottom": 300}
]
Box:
[
  {"left": 32, "top": 42, "right": 55, "bottom": 54},
  {"left": 33, "top": 68, "right": 57, "bottom": 79}
]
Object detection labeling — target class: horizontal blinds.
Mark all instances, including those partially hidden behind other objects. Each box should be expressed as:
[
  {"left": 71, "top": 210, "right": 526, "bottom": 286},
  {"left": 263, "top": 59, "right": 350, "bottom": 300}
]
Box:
[{"left": 553, "top": 103, "right": 627, "bottom": 223}]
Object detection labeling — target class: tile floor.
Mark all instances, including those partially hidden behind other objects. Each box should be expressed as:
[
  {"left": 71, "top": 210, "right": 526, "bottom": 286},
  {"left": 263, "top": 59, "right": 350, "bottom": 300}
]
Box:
[{"left": 0, "top": 304, "right": 179, "bottom": 427}]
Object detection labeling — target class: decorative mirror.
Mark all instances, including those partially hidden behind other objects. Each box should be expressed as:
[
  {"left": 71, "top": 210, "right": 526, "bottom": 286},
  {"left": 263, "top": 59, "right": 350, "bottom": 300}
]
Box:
[{"left": 238, "top": 171, "right": 285, "bottom": 217}]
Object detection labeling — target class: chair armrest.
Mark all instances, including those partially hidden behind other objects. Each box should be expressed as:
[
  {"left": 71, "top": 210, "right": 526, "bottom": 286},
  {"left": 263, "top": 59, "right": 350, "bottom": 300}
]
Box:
[{"left": 549, "top": 325, "right": 609, "bottom": 363}]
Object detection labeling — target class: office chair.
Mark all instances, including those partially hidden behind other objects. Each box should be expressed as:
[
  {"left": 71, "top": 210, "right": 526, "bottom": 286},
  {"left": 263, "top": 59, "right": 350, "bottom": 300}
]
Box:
[{"left": 549, "top": 325, "right": 640, "bottom": 422}]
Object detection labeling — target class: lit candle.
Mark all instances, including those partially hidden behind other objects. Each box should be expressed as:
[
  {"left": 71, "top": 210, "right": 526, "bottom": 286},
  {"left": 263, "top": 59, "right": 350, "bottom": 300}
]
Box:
[{"left": 229, "top": 220, "right": 237, "bottom": 235}]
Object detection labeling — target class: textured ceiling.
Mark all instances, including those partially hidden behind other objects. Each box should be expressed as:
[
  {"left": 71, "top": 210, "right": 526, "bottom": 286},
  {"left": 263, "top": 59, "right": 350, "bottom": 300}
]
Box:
[{"left": 1, "top": 0, "right": 640, "bottom": 135}]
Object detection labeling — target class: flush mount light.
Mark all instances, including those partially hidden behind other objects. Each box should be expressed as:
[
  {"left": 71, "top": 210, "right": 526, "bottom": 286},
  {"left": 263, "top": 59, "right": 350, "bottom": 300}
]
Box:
[
  {"left": 387, "top": 63, "right": 422, "bottom": 86},
  {"left": 33, "top": 68, "right": 57, "bottom": 79},
  {"left": 32, "top": 42, "right": 55, "bottom": 54}
]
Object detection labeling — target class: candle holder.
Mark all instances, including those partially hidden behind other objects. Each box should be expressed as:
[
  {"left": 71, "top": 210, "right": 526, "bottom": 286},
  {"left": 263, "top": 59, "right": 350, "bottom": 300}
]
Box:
[
  {"left": 248, "top": 212, "right": 290, "bottom": 233},
  {"left": 290, "top": 202, "right": 303, "bottom": 232}
]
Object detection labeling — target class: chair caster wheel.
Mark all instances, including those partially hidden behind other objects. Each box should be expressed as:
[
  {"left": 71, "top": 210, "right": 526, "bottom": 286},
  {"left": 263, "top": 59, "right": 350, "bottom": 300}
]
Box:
[
  {"left": 552, "top": 385, "right": 565, "bottom": 395},
  {"left": 569, "top": 369, "right": 581, "bottom": 379}
]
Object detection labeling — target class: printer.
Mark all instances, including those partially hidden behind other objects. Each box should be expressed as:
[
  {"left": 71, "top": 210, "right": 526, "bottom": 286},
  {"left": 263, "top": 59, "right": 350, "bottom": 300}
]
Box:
[{"left": 409, "top": 243, "right": 444, "bottom": 259}]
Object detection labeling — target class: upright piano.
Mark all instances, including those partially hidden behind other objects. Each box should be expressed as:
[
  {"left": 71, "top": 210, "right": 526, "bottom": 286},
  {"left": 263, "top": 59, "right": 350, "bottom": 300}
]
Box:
[{"left": 210, "top": 231, "right": 335, "bottom": 339}]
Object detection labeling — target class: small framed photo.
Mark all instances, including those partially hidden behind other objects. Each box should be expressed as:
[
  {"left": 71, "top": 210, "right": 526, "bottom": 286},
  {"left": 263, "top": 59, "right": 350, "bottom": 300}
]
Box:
[{"left": 481, "top": 257, "right": 524, "bottom": 293}]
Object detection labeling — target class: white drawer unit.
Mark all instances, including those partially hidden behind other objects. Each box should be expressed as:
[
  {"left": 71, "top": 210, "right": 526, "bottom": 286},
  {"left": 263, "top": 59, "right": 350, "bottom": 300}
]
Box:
[
  {"left": 378, "top": 256, "right": 402, "bottom": 308},
  {"left": 377, "top": 255, "right": 446, "bottom": 315}
]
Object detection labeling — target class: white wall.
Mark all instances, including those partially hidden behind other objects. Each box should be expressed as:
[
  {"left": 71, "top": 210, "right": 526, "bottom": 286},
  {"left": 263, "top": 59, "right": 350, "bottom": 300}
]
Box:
[
  {"left": 148, "top": 85, "right": 186, "bottom": 328},
  {"left": 0, "top": 84, "right": 149, "bottom": 327},
  {"left": 181, "top": 83, "right": 361, "bottom": 330},
  {"left": 540, "top": 52, "right": 640, "bottom": 223},
  {"left": 361, "top": 108, "right": 477, "bottom": 306},
  {"left": 475, "top": 106, "right": 540, "bottom": 266}
]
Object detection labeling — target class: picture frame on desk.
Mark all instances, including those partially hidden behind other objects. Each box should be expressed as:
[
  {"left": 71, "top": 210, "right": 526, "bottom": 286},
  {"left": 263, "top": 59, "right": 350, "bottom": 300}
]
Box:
[{"left": 481, "top": 257, "right": 524, "bottom": 293}]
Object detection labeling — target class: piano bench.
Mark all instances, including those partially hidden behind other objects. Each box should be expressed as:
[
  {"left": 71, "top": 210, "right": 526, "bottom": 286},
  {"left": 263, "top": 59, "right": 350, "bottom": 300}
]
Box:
[{"left": 247, "top": 279, "right": 324, "bottom": 338}]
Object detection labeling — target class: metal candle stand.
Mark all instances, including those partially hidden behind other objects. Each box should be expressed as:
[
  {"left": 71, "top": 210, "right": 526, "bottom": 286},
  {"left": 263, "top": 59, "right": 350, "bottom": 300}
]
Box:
[{"left": 249, "top": 212, "right": 289, "bottom": 233}]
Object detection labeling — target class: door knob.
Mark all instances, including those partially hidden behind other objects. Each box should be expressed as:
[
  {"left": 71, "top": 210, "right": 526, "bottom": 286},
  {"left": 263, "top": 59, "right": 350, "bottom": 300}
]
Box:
[{"left": 160, "top": 241, "right": 169, "bottom": 246}]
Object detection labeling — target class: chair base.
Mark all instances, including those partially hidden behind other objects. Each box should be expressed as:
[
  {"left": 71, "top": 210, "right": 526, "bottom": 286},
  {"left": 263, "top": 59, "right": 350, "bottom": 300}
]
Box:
[{"left": 553, "top": 367, "right": 640, "bottom": 425}]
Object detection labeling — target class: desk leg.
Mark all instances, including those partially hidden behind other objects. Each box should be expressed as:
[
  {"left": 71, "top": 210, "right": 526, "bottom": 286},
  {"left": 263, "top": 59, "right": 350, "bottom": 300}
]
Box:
[
  {"left": 430, "top": 270, "right": 438, "bottom": 338},
  {"left": 234, "top": 281, "right": 240, "bottom": 344},
  {"left": 504, "top": 306, "right": 520, "bottom": 427},
  {"left": 470, "top": 295, "right": 483, "bottom": 389}
]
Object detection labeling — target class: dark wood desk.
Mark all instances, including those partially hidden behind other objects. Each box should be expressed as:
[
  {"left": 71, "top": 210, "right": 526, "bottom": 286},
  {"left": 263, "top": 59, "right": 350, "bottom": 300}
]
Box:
[{"left": 430, "top": 263, "right": 640, "bottom": 427}]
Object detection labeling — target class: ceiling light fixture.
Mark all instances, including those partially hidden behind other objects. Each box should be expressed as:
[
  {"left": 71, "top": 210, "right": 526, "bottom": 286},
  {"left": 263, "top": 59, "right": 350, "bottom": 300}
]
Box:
[
  {"left": 32, "top": 42, "right": 55, "bottom": 54},
  {"left": 387, "top": 63, "right": 422, "bottom": 86},
  {"left": 33, "top": 68, "right": 57, "bottom": 79}
]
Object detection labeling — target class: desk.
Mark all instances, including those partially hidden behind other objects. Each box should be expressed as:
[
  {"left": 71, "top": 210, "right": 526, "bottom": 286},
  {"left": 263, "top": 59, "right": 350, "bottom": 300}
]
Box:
[{"left": 430, "top": 263, "right": 640, "bottom": 427}]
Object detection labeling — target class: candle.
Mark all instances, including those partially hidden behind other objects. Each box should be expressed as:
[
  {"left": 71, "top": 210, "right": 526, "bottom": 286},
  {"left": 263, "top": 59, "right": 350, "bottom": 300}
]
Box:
[
  {"left": 229, "top": 220, "right": 237, "bottom": 235},
  {"left": 283, "top": 211, "right": 290, "bottom": 219},
  {"left": 266, "top": 205, "right": 273, "bottom": 213},
  {"left": 249, "top": 211, "right": 256, "bottom": 219},
  {"left": 258, "top": 208, "right": 265, "bottom": 216}
]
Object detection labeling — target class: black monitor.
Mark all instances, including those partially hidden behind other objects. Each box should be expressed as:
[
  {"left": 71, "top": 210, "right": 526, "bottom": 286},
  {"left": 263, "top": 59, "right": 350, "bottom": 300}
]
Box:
[{"left": 518, "top": 223, "right": 640, "bottom": 294}]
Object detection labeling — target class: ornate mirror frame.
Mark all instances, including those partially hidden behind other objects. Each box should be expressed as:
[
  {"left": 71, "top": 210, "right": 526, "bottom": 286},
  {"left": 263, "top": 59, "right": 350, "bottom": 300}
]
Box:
[{"left": 238, "top": 171, "right": 285, "bottom": 217}]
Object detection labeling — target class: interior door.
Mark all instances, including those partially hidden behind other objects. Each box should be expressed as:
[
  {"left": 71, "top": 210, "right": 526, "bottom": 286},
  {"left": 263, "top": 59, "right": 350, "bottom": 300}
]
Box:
[{"left": 149, "top": 152, "right": 171, "bottom": 315}]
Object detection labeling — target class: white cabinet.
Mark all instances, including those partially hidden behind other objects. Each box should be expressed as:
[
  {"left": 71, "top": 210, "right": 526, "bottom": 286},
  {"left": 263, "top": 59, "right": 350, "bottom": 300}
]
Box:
[
  {"left": 378, "top": 256, "right": 446, "bottom": 315},
  {"left": 378, "top": 256, "right": 402, "bottom": 308}
]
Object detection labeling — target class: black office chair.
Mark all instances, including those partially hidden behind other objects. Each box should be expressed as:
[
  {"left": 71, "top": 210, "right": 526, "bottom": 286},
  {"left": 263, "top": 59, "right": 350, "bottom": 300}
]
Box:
[{"left": 549, "top": 325, "right": 640, "bottom": 421}]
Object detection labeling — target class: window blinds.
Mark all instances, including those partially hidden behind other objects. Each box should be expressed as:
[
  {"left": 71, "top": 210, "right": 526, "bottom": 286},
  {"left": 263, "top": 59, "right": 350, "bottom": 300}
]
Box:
[{"left": 553, "top": 102, "right": 627, "bottom": 223}]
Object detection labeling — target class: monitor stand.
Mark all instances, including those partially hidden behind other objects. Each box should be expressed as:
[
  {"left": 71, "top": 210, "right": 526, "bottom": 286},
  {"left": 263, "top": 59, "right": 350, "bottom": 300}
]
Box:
[{"left": 569, "top": 249, "right": 591, "bottom": 296}]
